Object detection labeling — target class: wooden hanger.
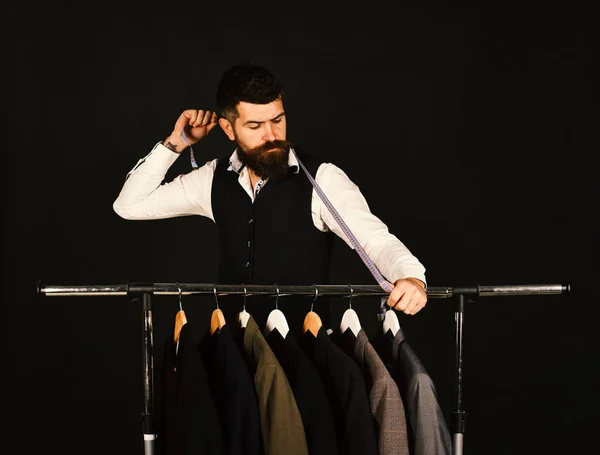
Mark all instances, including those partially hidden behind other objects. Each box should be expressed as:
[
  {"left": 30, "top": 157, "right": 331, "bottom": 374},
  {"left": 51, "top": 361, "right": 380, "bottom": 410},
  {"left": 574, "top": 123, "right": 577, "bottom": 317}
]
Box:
[
  {"left": 238, "top": 285, "right": 250, "bottom": 328},
  {"left": 264, "top": 284, "right": 289, "bottom": 338},
  {"left": 174, "top": 309, "right": 187, "bottom": 342},
  {"left": 173, "top": 284, "right": 187, "bottom": 355},
  {"left": 340, "top": 284, "right": 361, "bottom": 337},
  {"left": 303, "top": 284, "right": 323, "bottom": 337},
  {"left": 210, "top": 285, "right": 226, "bottom": 335},
  {"left": 382, "top": 306, "right": 401, "bottom": 336}
]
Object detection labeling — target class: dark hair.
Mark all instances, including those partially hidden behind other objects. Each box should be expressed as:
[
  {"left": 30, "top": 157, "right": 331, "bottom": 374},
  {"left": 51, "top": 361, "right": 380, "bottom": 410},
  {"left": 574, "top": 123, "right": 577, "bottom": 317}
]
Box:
[{"left": 216, "top": 62, "right": 284, "bottom": 122}]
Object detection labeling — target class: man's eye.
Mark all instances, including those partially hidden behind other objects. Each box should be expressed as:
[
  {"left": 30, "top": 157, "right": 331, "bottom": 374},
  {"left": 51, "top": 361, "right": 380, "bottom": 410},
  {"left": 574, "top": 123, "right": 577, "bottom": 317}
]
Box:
[
  {"left": 249, "top": 124, "right": 260, "bottom": 130},
  {"left": 273, "top": 118, "right": 282, "bottom": 124}
]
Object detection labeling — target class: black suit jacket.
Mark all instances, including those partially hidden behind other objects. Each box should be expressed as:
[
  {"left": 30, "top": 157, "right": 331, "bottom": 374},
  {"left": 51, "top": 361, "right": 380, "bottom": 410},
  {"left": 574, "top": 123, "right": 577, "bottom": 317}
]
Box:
[
  {"left": 266, "top": 329, "right": 339, "bottom": 455},
  {"left": 199, "top": 324, "right": 263, "bottom": 455},
  {"left": 160, "top": 322, "right": 224, "bottom": 455},
  {"left": 301, "top": 326, "right": 378, "bottom": 455}
]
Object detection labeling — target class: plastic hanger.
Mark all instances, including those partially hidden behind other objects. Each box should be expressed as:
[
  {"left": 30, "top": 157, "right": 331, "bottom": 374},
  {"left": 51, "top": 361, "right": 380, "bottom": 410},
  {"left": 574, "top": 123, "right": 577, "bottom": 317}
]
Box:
[
  {"left": 340, "top": 284, "right": 361, "bottom": 337},
  {"left": 173, "top": 283, "right": 187, "bottom": 355},
  {"left": 264, "top": 284, "right": 290, "bottom": 338},
  {"left": 382, "top": 305, "right": 401, "bottom": 336},
  {"left": 238, "top": 285, "right": 250, "bottom": 328},
  {"left": 210, "top": 285, "right": 226, "bottom": 335},
  {"left": 303, "top": 284, "right": 323, "bottom": 337}
]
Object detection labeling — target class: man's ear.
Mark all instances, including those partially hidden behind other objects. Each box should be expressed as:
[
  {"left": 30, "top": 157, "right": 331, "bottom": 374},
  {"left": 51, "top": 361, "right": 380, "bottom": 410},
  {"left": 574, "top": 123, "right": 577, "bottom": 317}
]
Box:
[{"left": 219, "top": 118, "right": 236, "bottom": 141}]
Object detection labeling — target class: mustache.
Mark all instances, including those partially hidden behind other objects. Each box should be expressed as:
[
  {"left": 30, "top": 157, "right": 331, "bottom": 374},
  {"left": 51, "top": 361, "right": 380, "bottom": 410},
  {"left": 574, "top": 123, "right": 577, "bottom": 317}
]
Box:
[{"left": 251, "top": 139, "right": 292, "bottom": 155}]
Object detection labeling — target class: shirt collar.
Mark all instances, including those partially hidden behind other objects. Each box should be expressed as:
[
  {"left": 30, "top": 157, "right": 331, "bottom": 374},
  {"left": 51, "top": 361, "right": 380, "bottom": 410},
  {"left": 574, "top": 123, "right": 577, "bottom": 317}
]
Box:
[{"left": 227, "top": 147, "right": 300, "bottom": 175}]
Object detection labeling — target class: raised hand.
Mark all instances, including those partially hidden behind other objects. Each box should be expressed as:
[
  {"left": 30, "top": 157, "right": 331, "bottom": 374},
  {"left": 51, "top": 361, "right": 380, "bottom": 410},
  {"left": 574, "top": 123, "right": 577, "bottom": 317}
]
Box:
[{"left": 164, "top": 109, "right": 219, "bottom": 153}]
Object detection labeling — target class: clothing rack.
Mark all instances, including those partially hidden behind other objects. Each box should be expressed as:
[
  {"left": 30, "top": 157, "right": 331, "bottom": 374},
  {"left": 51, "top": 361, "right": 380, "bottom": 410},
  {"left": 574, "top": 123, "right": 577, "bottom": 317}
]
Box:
[{"left": 36, "top": 281, "right": 569, "bottom": 455}]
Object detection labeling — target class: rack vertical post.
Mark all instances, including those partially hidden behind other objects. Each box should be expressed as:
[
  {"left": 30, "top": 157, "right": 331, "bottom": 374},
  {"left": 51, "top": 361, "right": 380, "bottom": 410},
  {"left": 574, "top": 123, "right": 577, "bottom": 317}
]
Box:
[{"left": 131, "top": 287, "right": 157, "bottom": 455}]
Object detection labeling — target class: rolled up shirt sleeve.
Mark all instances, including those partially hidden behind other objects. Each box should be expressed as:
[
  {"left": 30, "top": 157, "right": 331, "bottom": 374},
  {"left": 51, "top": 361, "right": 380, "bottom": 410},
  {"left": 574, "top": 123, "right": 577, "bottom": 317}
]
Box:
[{"left": 312, "top": 163, "right": 427, "bottom": 287}]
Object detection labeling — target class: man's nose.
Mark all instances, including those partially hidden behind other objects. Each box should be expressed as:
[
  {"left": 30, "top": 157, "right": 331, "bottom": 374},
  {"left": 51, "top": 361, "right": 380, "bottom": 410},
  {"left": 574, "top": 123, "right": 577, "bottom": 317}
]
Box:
[{"left": 262, "top": 123, "right": 276, "bottom": 142}]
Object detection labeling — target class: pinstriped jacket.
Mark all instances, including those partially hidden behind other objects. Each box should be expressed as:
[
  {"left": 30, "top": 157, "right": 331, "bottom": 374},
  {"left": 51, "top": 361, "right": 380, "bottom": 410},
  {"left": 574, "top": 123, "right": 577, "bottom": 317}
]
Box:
[{"left": 352, "top": 329, "right": 410, "bottom": 455}]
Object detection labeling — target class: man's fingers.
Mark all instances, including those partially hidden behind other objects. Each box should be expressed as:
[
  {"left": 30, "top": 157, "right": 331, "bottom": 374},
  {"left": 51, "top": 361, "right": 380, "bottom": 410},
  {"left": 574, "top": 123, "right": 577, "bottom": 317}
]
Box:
[
  {"left": 404, "top": 296, "right": 422, "bottom": 315},
  {"left": 393, "top": 291, "right": 413, "bottom": 313},
  {"left": 192, "top": 110, "right": 204, "bottom": 127},
  {"left": 386, "top": 281, "right": 404, "bottom": 308},
  {"left": 388, "top": 281, "right": 426, "bottom": 314},
  {"left": 200, "top": 110, "right": 213, "bottom": 125},
  {"left": 179, "top": 110, "right": 219, "bottom": 131},
  {"left": 207, "top": 121, "right": 219, "bottom": 133},
  {"left": 406, "top": 293, "right": 427, "bottom": 315}
]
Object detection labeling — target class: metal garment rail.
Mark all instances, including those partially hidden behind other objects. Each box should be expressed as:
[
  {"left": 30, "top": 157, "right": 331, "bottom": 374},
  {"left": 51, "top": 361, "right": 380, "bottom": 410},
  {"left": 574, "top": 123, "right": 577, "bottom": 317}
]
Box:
[{"left": 36, "top": 281, "right": 569, "bottom": 455}]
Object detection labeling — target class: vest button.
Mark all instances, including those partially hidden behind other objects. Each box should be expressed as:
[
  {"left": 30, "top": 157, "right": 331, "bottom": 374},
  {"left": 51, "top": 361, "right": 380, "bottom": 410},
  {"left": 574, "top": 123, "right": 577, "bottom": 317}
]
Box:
[
  {"left": 248, "top": 218, "right": 254, "bottom": 224},
  {"left": 247, "top": 241, "right": 251, "bottom": 248},
  {"left": 245, "top": 261, "right": 251, "bottom": 268}
]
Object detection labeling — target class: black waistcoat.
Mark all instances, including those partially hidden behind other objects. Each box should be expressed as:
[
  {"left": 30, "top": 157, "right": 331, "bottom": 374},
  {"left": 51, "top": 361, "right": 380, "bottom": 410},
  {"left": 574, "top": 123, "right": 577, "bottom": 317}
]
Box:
[{"left": 211, "top": 148, "right": 334, "bottom": 287}]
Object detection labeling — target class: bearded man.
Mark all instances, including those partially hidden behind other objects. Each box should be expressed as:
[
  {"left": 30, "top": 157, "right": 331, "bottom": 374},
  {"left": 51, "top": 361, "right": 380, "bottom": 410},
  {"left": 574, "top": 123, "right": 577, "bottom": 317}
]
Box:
[{"left": 113, "top": 62, "right": 427, "bottom": 330}]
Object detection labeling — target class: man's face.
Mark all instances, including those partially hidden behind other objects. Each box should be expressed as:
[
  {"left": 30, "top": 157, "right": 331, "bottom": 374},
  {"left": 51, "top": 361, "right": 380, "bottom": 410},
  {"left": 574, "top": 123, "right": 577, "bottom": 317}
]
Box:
[{"left": 220, "top": 99, "right": 291, "bottom": 180}]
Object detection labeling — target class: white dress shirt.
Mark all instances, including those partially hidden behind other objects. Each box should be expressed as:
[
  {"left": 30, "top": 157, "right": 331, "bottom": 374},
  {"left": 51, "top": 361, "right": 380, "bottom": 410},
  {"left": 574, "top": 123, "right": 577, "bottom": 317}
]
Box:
[{"left": 113, "top": 143, "right": 427, "bottom": 285}]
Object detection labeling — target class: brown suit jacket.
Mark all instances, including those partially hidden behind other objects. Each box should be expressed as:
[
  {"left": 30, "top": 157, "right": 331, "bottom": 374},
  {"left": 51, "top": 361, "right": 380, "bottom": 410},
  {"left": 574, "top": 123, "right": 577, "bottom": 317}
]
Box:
[
  {"left": 354, "top": 329, "right": 409, "bottom": 455},
  {"left": 243, "top": 315, "right": 308, "bottom": 455}
]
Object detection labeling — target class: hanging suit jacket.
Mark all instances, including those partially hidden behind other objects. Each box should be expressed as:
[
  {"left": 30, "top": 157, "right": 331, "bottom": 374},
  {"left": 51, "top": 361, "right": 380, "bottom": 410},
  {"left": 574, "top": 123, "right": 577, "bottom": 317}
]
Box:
[
  {"left": 242, "top": 315, "right": 309, "bottom": 455},
  {"left": 160, "top": 322, "right": 224, "bottom": 455},
  {"left": 266, "top": 328, "right": 339, "bottom": 455},
  {"left": 378, "top": 327, "right": 451, "bottom": 455},
  {"left": 341, "top": 328, "right": 410, "bottom": 455},
  {"left": 301, "top": 326, "right": 378, "bottom": 455},
  {"left": 199, "top": 324, "right": 263, "bottom": 455}
]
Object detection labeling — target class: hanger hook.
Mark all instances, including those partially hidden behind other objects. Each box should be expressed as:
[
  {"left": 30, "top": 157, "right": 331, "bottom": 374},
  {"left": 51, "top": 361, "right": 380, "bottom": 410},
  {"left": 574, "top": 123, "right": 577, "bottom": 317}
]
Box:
[
  {"left": 311, "top": 284, "right": 319, "bottom": 312},
  {"left": 348, "top": 284, "right": 353, "bottom": 309},
  {"left": 177, "top": 282, "right": 183, "bottom": 311},
  {"left": 274, "top": 284, "right": 280, "bottom": 310},
  {"left": 213, "top": 284, "right": 219, "bottom": 309},
  {"left": 243, "top": 284, "right": 247, "bottom": 312}
]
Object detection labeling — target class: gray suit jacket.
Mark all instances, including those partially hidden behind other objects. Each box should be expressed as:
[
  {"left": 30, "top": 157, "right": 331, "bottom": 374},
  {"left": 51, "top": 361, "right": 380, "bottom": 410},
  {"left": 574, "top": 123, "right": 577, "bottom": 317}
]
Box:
[
  {"left": 354, "top": 329, "right": 409, "bottom": 455},
  {"left": 391, "top": 328, "right": 451, "bottom": 455}
]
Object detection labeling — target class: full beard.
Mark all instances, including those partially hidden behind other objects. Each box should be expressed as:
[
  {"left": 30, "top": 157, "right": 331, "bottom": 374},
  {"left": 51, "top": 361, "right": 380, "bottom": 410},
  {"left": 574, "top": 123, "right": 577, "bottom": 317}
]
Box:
[{"left": 236, "top": 139, "right": 293, "bottom": 181}]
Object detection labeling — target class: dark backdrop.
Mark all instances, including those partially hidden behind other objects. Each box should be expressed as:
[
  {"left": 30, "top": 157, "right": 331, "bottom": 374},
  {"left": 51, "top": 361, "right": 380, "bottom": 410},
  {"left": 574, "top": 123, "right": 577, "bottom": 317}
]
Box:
[{"left": 2, "top": 1, "right": 598, "bottom": 454}]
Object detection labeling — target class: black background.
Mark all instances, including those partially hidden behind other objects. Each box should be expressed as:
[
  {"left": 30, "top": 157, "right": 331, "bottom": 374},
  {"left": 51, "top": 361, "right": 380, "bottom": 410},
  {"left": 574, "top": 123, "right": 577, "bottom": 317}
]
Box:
[{"left": 2, "top": 1, "right": 599, "bottom": 454}]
